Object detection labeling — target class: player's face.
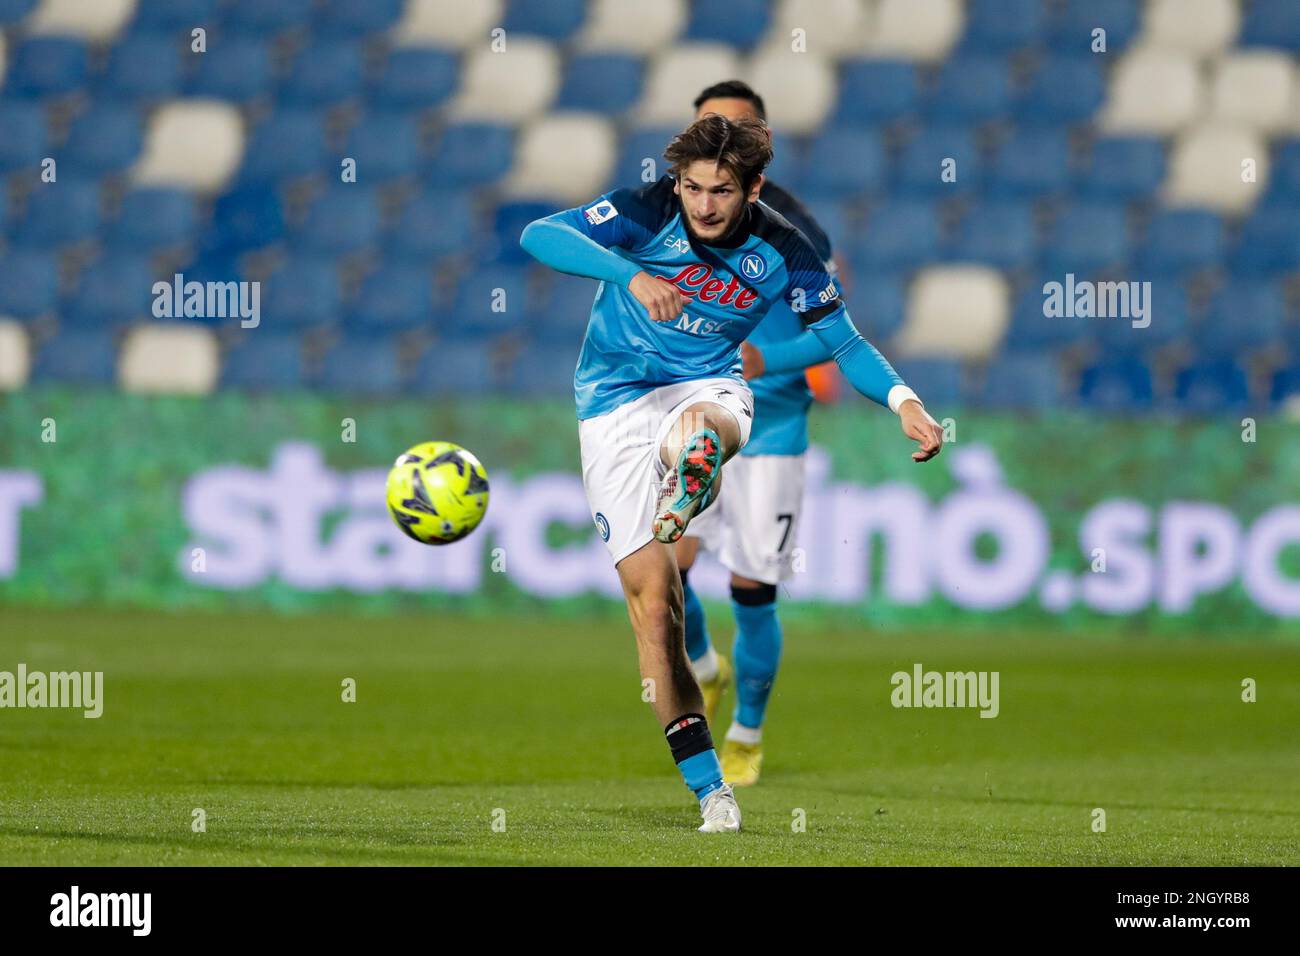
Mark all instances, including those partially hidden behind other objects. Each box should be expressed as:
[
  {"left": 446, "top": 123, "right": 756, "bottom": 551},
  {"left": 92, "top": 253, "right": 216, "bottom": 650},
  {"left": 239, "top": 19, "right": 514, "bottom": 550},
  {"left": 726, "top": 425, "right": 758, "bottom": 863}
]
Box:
[{"left": 674, "top": 160, "right": 763, "bottom": 243}]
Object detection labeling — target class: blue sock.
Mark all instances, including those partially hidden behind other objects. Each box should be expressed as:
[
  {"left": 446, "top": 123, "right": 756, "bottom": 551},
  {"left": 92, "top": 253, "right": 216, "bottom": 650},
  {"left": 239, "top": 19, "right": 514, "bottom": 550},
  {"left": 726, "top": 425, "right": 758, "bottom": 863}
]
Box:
[
  {"left": 681, "top": 573, "right": 712, "bottom": 662},
  {"left": 666, "top": 713, "right": 723, "bottom": 799},
  {"left": 731, "top": 586, "right": 783, "bottom": 730},
  {"left": 678, "top": 750, "right": 724, "bottom": 799}
]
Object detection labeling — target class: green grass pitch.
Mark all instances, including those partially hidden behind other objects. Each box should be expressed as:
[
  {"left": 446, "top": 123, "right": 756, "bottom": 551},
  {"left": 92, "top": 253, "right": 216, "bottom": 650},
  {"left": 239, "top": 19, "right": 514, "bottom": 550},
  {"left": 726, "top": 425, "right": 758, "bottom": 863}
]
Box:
[{"left": 1, "top": 606, "right": 1297, "bottom": 865}]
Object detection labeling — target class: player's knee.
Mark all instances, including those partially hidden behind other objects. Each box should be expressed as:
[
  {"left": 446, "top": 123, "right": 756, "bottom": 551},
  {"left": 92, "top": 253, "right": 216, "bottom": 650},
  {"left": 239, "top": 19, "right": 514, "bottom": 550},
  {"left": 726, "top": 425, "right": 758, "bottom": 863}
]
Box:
[{"left": 731, "top": 582, "right": 776, "bottom": 606}]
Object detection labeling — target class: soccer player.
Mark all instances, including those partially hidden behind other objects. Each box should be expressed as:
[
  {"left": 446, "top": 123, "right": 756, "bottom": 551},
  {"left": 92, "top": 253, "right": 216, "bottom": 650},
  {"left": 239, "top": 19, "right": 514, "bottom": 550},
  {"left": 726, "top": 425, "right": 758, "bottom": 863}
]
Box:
[
  {"left": 676, "top": 81, "right": 846, "bottom": 787},
  {"left": 520, "top": 115, "right": 942, "bottom": 833}
]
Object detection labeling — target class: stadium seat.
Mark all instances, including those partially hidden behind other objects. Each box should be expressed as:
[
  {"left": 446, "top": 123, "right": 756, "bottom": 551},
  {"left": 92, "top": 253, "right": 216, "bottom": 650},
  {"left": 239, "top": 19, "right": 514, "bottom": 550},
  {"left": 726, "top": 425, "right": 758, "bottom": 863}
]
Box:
[
  {"left": 1048, "top": 0, "right": 1139, "bottom": 53},
  {"left": 11, "top": 181, "right": 101, "bottom": 248},
  {"left": 210, "top": 185, "right": 284, "bottom": 251},
  {"left": 611, "top": 126, "right": 678, "bottom": 186},
  {"left": 1076, "top": 136, "right": 1166, "bottom": 199},
  {"left": 1174, "top": 358, "right": 1251, "bottom": 412},
  {"left": 578, "top": 0, "right": 686, "bottom": 54},
  {"left": 236, "top": 110, "right": 327, "bottom": 184},
  {"left": 1134, "top": 210, "right": 1223, "bottom": 274},
  {"left": 852, "top": 199, "right": 941, "bottom": 270},
  {"left": 891, "top": 357, "right": 963, "bottom": 408},
  {"left": 800, "top": 198, "right": 849, "bottom": 254},
  {"left": 1079, "top": 357, "right": 1155, "bottom": 411},
  {"left": 0, "top": 100, "right": 48, "bottom": 172},
  {"left": 411, "top": 339, "right": 497, "bottom": 395},
  {"left": 369, "top": 47, "right": 459, "bottom": 110},
  {"left": 504, "top": 0, "right": 587, "bottom": 41},
  {"left": 26, "top": 0, "right": 133, "bottom": 41},
  {"left": 745, "top": 47, "right": 837, "bottom": 135},
  {"left": 848, "top": 270, "right": 907, "bottom": 341},
  {"left": 1003, "top": 281, "right": 1091, "bottom": 352},
  {"left": 1090, "top": 277, "right": 1190, "bottom": 353},
  {"left": 685, "top": 0, "right": 769, "bottom": 49},
  {"left": 0, "top": 185, "right": 6, "bottom": 228},
  {"left": 925, "top": 55, "right": 1011, "bottom": 122},
  {"left": 637, "top": 44, "right": 741, "bottom": 127},
  {"left": 1165, "top": 124, "right": 1266, "bottom": 215},
  {"left": 832, "top": 60, "right": 918, "bottom": 125},
  {"left": 505, "top": 113, "right": 617, "bottom": 203},
  {"left": 1040, "top": 205, "right": 1129, "bottom": 275},
  {"left": 1142, "top": 0, "right": 1239, "bottom": 58},
  {"left": 1018, "top": 56, "right": 1106, "bottom": 125},
  {"left": 347, "top": 265, "right": 435, "bottom": 331},
  {"left": 1209, "top": 52, "right": 1299, "bottom": 136},
  {"left": 187, "top": 36, "right": 273, "bottom": 104},
  {"left": 1270, "top": 366, "right": 1300, "bottom": 406},
  {"left": 450, "top": 39, "right": 561, "bottom": 123},
  {"left": 32, "top": 328, "right": 117, "bottom": 385},
  {"left": 555, "top": 54, "right": 643, "bottom": 115},
  {"left": 1100, "top": 49, "right": 1203, "bottom": 135},
  {"left": 317, "top": 335, "right": 404, "bottom": 395},
  {"left": 7, "top": 36, "right": 87, "bottom": 98},
  {"left": 896, "top": 126, "right": 980, "bottom": 195},
  {"left": 108, "top": 188, "right": 197, "bottom": 253},
  {"left": 0, "top": 0, "right": 35, "bottom": 25},
  {"left": 977, "top": 353, "right": 1064, "bottom": 408},
  {"left": 66, "top": 254, "right": 158, "bottom": 326},
  {"left": 531, "top": 275, "right": 598, "bottom": 345},
  {"left": 131, "top": 100, "right": 245, "bottom": 192},
  {"left": 1230, "top": 206, "right": 1300, "bottom": 274},
  {"left": 101, "top": 31, "right": 183, "bottom": 102},
  {"left": 508, "top": 343, "right": 580, "bottom": 396},
  {"left": 1240, "top": 0, "right": 1300, "bottom": 50},
  {"left": 895, "top": 266, "right": 1009, "bottom": 360},
  {"left": 63, "top": 103, "right": 144, "bottom": 175},
  {"left": 489, "top": 200, "right": 563, "bottom": 264},
  {"left": 1198, "top": 280, "right": 1286, "bottom": 356},
  {"left": 868, "top": 0, "right": 964, "bottom": 62},
  {"left": 987, "top": 128, "right": 1070, "bottom": 197},
  {"left": 281, "top": 41, "right": 364, "bottom": 106},
  {"left": 388, "top": 190, "right": 477, "bottom": 262},
  {"left": 392, "top": 0, "right": 504, "bottom": 49},
  {"left": 220, "top": 333, "right": 306, "bottom": 391},
  {"left": 0, "top": 319, "right": 29, "bottom": 390},
  {"left": 342, "top": 112, "right": 422, "bottom": 183},
  {"left": 791, "top": 129, "right": 885, "bottom": 199},
  {"left": 0, "top": 249, "right": 58, "bottom": 318},
  {"left": 131, "top": 0, "right": 218, "bottom": 31},
  {"left": 294, "top": 188, "right": 380, "bottom": 255},
  {"left": 948, "top": 201, "right": 1036, "bottom": 270},
  {"left": 260, "top": 256, "right": 343, "bottom": 328},
  {"left": 316, "top": 0, "right": 404, "bottom": 37},
  {"left": 452, "top": 264, "right": 531, "bottom": 339},
  {"left": 221, "top": 0, "right": 314, "bottom": 35},
  {"left": 958, "top": 0, "right": 1045, "bottom": 51},
  {"left": 119, "top": 323, "right": 220, "bottom": 394},
  {"left": 1267, "top": 139, "right": 1300, "bottom": 201}
]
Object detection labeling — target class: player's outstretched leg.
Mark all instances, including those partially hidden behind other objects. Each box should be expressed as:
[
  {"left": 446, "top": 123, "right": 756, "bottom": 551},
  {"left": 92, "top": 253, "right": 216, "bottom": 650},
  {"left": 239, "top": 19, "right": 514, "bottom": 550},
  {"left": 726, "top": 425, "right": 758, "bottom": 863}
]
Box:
[
  {"left": 653, "top": 402, "right": 740, "bottom": 544},
  {"left": 675, "top": 538, "right": 731, "bottom": 727},
  {"left": 616, "top": 540, "right": 740, "bottom": 833},
  {"left": 721, "top": 579, "right": 782, "bottom": 787}
]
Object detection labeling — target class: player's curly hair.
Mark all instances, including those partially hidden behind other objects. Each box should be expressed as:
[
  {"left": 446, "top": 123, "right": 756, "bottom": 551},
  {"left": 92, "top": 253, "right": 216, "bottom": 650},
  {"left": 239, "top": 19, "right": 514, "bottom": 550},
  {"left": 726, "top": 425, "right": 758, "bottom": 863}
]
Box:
[{"left": 664, "top": 114, "right": 774, "bottom": 194}]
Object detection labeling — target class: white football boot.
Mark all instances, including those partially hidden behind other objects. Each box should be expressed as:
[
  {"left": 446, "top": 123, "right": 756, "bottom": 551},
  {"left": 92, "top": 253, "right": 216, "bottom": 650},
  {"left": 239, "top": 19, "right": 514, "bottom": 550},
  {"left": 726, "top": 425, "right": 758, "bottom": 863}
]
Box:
[{"left": 697, "top": 782, "right": 742, "bottom": 833}]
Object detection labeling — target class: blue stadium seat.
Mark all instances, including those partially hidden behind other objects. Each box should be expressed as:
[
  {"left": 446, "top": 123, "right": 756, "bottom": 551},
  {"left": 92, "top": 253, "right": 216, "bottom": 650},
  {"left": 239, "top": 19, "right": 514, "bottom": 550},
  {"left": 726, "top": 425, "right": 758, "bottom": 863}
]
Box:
[
  {"left": 848, "top": 271, "right": 906, "bottom": 341},
  {"left": 1091, "top": 276, "right": 1189, "bottom": 353},
  {"left": 612, "top": 127, "right": 677, "bottom": 188},
  {"left": 0, "top": 100, "right": 49, "bottom": 172},
  {"left": 504, "top": 0, "right": 587, "bottom": 40},
  {"left": 428, "top": 123, "right": 514, "bottom": 187},
  {"left": 0, "top": 249, "right": 58, "bottom": 318},
  {"left": 1003, "top": 278, "right": 1090, "bottom": 352},
  {"left": 1175, "top": 358, "right": 1251, "bottom": 412},
  {"left": 1268, "top": 139, "right": 1300, "bottom": 201},
  {"left": 281, "top": 41, "right": 364, "bottom": 106},
  {"left": 220, "top": 333, "right": 306, "bottom": 390},
  {"left": 222, "top": 0, "right": 314, "bottom": 35},
  {"left": 11, "top": 182, "right": 100, "bottom": 248},
  {"left": 833, "top": 60, "right": 918, "bottom": 125},
  {"left": 490, "top": 200, "right": 559, "bottom": 264},
  {"left": 1241, "top": 0, "right": 1300, "bottom": 49},
  {"left": 530, "top": 275, "right": 597, "bottom": 345},
  {"left": 65, "top": 254, "right": 157, "bottom": 326},
  {"left": 1040, "top": 204, "right": 1129, "bottom": 274},
  {"left": 896, "top": 126, "right": 980, "bottom": 195},
  {"left": 1079, "top": 357, "right": 1154, "bottom": 410},
  {"left": 370, "top": 48, "right": 459, "bottom": 110},
  {"left": 32, "top": 329, "right": 117, "bottom": 385},
  {"left": 949, "top": 201, "right": 1036, "bottom": 269},
  {"left": 893, "top": 358, "right": 963, "bottom": 408},
  {"left": 1199, "top": 280, "right": 1286, "bottom": 356},
  {"left": 851, "top": 199, "right": 940, "bottom": 269},
  {"left": 1231, "top": 207, "right": 1300, "bottom": 275},
  {"left": 318, "top": 334, "right": 404, "bottom": 395},
  {"left": 0, "top": 0, "right": 36, "bottom": 24},
  {"left": 978, "top": 354, "right": 1064, "bottom": 407},
  {"left": 188, "top": 36, "right": 273, "bottom": 103},
  {"left": 108, "top": 188, "right": 198, "bottom": 250},
  {"left": 8, "top": 36, "right": 88, "bottom": 97},
  {"left": 412, "top": 339, "right": 497, "bottom": 395},
  {"left": 1076, "top": 136, "right": 1165, "bottom": 199},
  {"left": 1135, "top": 210, "right": 1223, "bottom": 274},
  {"left": 237, "top": 111, "right": 327, "bottom": 184},
  {"left": 347, "top": 264, "right": 435, "bottom": 331},
  {"left": 1270, "top": 366, "right": 1300, "bottom": 406},
  {"left": 210, "top": 185, "right": 285, "bottom": 251},
  {"left": 316, "top": 0, "right": 404, "bottom": 37},
  {"left": 452, "top": 264, "right": 531, "bottom": 339},
  {"left": 1018, "top": 56, "right": 1105, "bottom": 124},
  {"left": 294, "top": 188, "right": 380, "bottom": 255},
  {"left": 960, "top": 0, "right": 1046, "bottom": 50},
  {"left": 557, "top": 54, "right": 644, "bottom": 113},
  {"left": 800, "top": 198, "right": 850, "bottom": 255},
  {"left": 62, "top": 103, "right": 143, "bottom": 175},
  {"left": 987, "top": 128, "right": 1070, "bottom": 197},
  {"left": 102, "top": 32, "right": 183, "bottom": 101},
  {"left": 684, "top": 0, "right": 770, "bottom": 48},
  {"left": 1048, "top": 0, "right": 1139, "bottom": 53},
  {"left": 179, "top": 250, "right": 244, "bottom": 286},
  {"left": 131, "top": 0, "right": 218, "bottom": 30},
  {"left": 261, "top": 256, "right": 342, "bottom": 328},
  {"left": 388, "top": 190, "right": 476, "bottom": 262},
  {"left": 925, "top": 56, "right": 1011, "bottom": 121},
  {"left": 0, "top": 187, "right": 6, "bottom": 228},
  {"left": 508, "top": 344, "right": 580, "bottom": 396},
  {"left": 342, "top": 113, "right": 421, "bottom": 182},
  {"left": 792, "top": 129, "right": 885, "bottom": 198}
]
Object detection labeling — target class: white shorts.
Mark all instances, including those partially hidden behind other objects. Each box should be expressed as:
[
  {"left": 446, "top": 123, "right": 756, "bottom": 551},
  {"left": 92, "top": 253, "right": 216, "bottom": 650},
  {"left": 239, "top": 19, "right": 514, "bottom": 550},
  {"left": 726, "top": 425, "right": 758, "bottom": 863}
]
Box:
[
  {"left": 579, "top": 377, "right": 754, "bottom": 565},
  {"left": 685, "top": 452, "right": 806, "bottom": 585}
]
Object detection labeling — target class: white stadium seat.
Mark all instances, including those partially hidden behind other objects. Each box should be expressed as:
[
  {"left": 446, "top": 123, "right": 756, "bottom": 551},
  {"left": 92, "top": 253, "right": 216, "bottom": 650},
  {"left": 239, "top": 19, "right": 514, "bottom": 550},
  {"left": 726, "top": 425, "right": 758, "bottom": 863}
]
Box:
[
  {"left": 449, "top": 38, "right": 560, "bottom": 123},
  {"left": 118, "top": 323, "right": 219, "bottom": 395},
  {"left": 131, "top": 100, "right": 244, "bottom": 193},
  {"left": 895, "top": 266, "right": 1009, "bottom": 360},
  {"left": 638, "top": 44, "right": 742, "bottom": 127},
  {"left": 578, "top": 0, "right": 685, "bottom": 54},
  {"left": 869, "top": 0, "right": 964, "bottom": 62},
  {"left": 1210, "top": 52, "right": 1300, "bottom": 136},
  {"left": 504, "top": 112, "right": 617, "bottom": 203},
  {"left": 1163, "top": 122, "right": 1267, "bottom": 214},
  {"left": 744, "top": 47, "right": 836, "bottom": 135},
  {"left": 25, "top": 0, "right": 137, "bottom": 42},
  {"left": 1142, "top": 0, "right": 1239, "bottom": 58},
  {"left": 1100, "top": 48, "right": 1204, "bottom": 135},
  {"left": 392, "top": 0, "right": 504, "bottom": 49},
  {"left": 0, "top": 319, "right": 30, "bottom": 391},
  {"left": 761, "top": 0, "right": 873, "bottom": 60}
]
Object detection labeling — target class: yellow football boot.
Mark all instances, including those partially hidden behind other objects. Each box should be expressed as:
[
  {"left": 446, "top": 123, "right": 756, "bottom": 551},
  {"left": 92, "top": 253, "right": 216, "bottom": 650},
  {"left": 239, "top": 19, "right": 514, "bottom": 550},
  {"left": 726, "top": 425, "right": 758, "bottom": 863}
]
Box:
[
  {"left": 721, "top": 738, "right": 763, "bottom": 787},
  {"left": 699, "top": 654, "right": 732, "bottom": 727}
]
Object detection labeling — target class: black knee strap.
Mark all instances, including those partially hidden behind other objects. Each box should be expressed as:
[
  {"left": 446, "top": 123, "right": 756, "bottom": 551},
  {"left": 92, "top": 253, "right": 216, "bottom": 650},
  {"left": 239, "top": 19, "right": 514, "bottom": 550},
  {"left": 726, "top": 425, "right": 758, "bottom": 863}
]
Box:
[{"left": 731, "top": 583, "right": 777, "bottom": 606}]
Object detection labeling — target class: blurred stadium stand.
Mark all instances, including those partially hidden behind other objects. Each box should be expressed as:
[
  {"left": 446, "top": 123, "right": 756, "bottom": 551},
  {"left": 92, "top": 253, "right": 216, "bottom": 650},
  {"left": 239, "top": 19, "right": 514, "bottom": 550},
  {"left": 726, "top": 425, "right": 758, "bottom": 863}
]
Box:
[{"left": 0, "top": 0, "right": 1295, "bottom": 411}]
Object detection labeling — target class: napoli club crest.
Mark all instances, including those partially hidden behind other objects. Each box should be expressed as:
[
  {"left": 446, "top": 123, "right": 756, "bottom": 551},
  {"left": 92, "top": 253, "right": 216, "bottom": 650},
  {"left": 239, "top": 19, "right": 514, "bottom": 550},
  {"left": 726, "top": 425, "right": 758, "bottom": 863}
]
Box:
[
  {"left": 594, "top": 512, "right": 610, "bottom": 541},
  {"left": 740, "top": 253, "right": 766, "bottom": 280}
]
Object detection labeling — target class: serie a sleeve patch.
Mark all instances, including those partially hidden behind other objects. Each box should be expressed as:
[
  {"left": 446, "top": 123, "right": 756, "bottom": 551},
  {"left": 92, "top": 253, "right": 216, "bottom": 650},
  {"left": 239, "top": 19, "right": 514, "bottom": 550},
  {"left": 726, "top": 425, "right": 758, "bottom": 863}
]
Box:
[{"left": 583, "top": 200, "right": 619, "bottom": 225}]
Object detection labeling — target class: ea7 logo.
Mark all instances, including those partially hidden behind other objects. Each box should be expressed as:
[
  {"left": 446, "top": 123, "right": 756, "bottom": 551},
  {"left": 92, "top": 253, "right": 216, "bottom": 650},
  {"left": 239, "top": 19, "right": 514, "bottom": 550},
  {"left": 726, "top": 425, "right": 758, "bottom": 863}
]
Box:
[{"left": 663, "top": 234, "right": 691, "bottom": 254}]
